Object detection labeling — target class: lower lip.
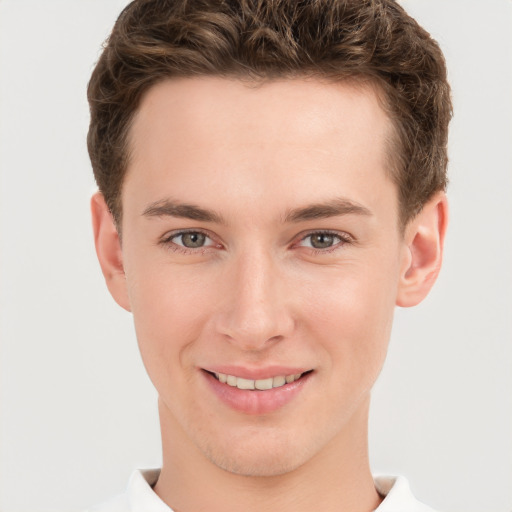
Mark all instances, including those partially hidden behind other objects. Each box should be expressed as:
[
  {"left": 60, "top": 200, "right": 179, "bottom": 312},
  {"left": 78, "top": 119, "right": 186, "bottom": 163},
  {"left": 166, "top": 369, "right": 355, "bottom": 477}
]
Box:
[{"left": 203, "top": 371, "right": 311, "bottom": 415}]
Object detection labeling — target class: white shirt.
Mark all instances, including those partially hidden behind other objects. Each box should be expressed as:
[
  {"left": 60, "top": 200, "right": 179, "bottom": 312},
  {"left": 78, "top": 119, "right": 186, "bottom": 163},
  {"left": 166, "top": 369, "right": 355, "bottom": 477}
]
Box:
[{"left": 87, "top": 469, "right": 438, "bottom": 512}]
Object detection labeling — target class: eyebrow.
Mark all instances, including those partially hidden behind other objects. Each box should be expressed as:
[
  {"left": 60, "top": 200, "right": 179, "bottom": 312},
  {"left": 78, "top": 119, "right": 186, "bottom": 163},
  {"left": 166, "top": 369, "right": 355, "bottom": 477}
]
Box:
[
  {"left": 142, "top": 199, "right": 225, "bottom": 224},
  {"left": 284, "top": 197, "right": 372, "bottom": 222},
  {"left": 142, "top": 197, "right": 372, "bottom": 224}
]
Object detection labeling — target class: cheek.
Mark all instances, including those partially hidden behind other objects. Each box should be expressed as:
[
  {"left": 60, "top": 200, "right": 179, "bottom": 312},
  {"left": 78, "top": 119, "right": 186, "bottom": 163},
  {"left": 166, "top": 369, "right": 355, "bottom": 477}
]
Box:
[
  {"left": 125, "top": 262, "right": 216, "bottom": 387},
  {"left": 303, "top": 260, "right": 398, "bottom": 381}
]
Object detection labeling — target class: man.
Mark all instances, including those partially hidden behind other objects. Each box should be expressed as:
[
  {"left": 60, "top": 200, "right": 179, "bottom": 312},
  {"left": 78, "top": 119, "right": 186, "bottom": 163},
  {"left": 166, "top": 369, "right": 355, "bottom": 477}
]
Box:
[{"left": 87, "top": 0, "right": 451, "bottom": 510}]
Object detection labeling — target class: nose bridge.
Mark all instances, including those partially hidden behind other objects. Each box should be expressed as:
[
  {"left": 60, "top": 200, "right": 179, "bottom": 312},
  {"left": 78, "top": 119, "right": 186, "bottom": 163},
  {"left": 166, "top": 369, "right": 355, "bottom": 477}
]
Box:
[{"left": 218, "top": 245, "right": 293, "bottom": 349}]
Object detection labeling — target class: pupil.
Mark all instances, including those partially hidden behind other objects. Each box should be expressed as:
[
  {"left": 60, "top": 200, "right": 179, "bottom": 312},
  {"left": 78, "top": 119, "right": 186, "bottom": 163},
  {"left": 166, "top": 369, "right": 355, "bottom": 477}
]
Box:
[
  {"left": 182, "top": 232, "right": 205, "bottom": 248},
  {"left": 311, "top": 233, "right": 334, "bottom": 249}
]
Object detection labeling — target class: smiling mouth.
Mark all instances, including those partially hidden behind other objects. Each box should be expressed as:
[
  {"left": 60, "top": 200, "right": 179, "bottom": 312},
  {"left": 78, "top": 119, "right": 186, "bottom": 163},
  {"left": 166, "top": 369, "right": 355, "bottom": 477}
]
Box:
[{"left": 206, "top": 370, "right": 313, "bottom": 391}]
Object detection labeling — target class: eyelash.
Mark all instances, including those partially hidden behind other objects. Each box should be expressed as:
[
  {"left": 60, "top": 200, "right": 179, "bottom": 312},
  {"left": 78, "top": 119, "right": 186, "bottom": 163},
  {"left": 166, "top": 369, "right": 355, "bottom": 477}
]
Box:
[
  {"left": 296, "top": 230, "right": 353, "bottom": 254},
  {"left": 159, "top": 229, "right": 353, "bottom": 255},
  {"left": 159, "top": 229, "right": 218, "bottom": 254}
]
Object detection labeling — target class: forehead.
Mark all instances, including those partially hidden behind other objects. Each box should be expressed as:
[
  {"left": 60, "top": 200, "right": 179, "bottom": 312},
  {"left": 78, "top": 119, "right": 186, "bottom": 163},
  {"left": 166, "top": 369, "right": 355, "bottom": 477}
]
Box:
[
  {"left": 129, "top": 76, "right": 390, "bottom": 156},
  {"left": 124, "top": 77, "right": 396, "bottom": 224}
]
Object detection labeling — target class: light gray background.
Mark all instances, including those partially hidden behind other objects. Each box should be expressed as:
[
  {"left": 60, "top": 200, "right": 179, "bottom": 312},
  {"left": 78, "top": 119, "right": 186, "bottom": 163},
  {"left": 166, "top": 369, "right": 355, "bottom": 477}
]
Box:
[{"left": 0, "top": 1, "right": 511, "bottom": 511}]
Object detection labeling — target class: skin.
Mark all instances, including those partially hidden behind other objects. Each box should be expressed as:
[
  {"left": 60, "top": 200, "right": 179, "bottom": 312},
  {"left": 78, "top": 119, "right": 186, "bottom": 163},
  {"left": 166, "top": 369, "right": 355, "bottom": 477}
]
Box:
[{"left": 92, "top": 77, "right": 447, "bottom": 512}]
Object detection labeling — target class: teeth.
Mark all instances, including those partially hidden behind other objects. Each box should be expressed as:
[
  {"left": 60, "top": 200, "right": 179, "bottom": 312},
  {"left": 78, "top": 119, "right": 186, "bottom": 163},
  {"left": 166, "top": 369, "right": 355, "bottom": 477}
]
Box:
[
  {"left": 272, "top": 375, "right": 286, "bottom": 387},
  {"left": 236, "top": 377, "right": 255, "bottom": 390},
  {"left": 255, "top": 378, "right": 273, "bottom": 390},
  {"left": 215, "top": 372, "right": 304, "bottom": 390}
]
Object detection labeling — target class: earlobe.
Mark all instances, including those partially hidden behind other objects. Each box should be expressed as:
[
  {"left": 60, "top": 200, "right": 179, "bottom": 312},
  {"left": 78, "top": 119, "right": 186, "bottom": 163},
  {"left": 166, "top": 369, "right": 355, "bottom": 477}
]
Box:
[
  {"left": 91, "top": 192, "right": 131, "bottom": 312},
  {"left": 396, "top": 192, "right": 448, "bottom": 307}
]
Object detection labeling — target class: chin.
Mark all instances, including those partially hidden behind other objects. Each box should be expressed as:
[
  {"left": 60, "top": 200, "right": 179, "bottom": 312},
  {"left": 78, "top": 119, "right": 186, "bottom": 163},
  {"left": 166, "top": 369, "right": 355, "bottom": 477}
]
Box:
[
  {"left": 197, "top": 426, "right": 317, "bottom": 477},
  {"left": 205, "top": 445, "right": 304, "bottom": 478}
]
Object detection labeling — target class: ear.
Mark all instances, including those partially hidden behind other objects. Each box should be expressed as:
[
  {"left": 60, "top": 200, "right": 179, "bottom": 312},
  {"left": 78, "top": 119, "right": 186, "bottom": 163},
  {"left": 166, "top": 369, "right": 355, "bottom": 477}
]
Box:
[
  {"left": 91, "top": 192, "right": 131, "bottom": 312},
  {"left": 396, "top": 192, "right": 448, "bottom": 307}
]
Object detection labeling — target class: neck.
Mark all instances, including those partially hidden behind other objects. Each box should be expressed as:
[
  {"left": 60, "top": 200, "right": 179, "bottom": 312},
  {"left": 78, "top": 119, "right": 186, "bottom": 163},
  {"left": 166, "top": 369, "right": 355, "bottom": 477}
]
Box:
[{"left": 154, "top": 396, "right": 381, "bottom": 512}]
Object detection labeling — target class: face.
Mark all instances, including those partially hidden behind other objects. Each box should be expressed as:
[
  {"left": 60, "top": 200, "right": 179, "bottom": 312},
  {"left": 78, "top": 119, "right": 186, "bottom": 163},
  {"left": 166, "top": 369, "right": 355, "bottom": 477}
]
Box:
[{"left": 116, "top": 77, "right": 408, "bottom": 476}]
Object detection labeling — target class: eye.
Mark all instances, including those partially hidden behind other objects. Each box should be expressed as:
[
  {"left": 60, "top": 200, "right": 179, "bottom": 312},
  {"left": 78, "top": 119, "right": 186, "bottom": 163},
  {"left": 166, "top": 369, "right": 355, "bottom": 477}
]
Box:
[
  {"left": 163, "top": 230, "right": 217, "bottom": 250},
  {"left": 175, "top": 232, "right": 207, "bottom": 248},
  {"left": 298, "top": 231, "right": 351, "bottom": 251}
]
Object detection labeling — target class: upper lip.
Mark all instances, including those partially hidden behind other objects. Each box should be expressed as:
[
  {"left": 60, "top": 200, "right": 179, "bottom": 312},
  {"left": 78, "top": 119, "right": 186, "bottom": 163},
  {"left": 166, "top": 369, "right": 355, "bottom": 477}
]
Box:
[{"left": 202, "top": 365, "right": 311, "bottom": 380}]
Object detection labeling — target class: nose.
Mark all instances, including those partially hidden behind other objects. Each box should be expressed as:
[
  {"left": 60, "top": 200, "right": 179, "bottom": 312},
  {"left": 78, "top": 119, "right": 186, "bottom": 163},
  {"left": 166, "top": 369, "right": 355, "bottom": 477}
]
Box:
[{"left": 214, "top": 249, "right": 295, "bottom": 351}]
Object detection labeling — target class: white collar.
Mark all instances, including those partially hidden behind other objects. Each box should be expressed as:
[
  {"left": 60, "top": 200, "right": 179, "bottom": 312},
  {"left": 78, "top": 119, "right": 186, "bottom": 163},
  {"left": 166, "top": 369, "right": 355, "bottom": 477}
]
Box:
[
  {"left": 373, "top": 475, "right": 437, "bottom": 511},
  {"left": 91, "top": 468, "right": 438, "bottom": 512}
]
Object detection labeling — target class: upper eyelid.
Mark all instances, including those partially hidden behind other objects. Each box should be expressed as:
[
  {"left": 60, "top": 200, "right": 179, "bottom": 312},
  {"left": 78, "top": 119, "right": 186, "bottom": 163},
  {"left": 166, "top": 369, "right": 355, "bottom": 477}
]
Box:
[
  {"left": 158, "top": 228, "right": 354, "bottom": 248},
  {"left": 160, "top": 228, "right": 215, "bottom": 242},
  {"left": 293, "top": 231, "right": 355, "bottom": 254},
  {"left": 296, "top": 229, "right": 354, "bottom": 242},
  {"left": 159, "top": 229, "right": 220, "bottom": 253}
]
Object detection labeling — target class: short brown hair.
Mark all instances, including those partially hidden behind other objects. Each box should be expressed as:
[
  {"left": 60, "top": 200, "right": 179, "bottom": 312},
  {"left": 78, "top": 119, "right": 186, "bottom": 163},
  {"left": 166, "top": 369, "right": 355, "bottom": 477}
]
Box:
[{"left": 87, "top": 0, "right": 452, "bottom": 228}]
